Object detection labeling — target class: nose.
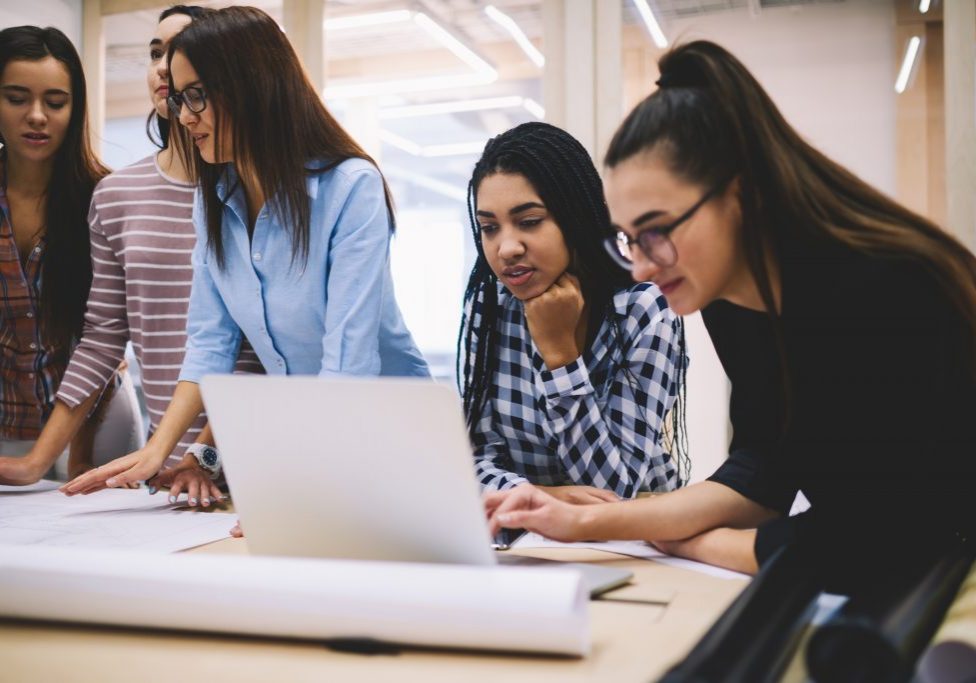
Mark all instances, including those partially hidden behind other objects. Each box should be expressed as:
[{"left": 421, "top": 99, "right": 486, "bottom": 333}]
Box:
[
  {"left": 177, "top": 101, "right": 196, "bottom": 127},
  {"left": 630, "top": 248, "right": 660, "bottom": 284},
  {"left": 497, "top": 228, "right": 525, "bottom": 261},
  {"left": 26, "top": 100, "right": 46, "bottom": 127}
]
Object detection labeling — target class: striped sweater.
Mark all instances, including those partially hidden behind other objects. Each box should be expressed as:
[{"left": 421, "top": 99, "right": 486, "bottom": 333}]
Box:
[{"left": 56, "top": 154, "right": 262, "bottom": 461}]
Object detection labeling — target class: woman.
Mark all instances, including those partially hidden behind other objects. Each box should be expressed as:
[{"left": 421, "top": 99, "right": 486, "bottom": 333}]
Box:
[
  {"left": 0, "top": 26, "right": 141, "bottom": 483},
  {"left": 63, "top": 5, "right": 428, "bottom": 494},
  {"left": 5, "top": 7, "right": 263, "bottom": 506},
  {"left": 461, "top": 122, "right": 686, "bottom": 507},
  {"left": 486, "top": 41, "right": 976, "bottom": 591}
]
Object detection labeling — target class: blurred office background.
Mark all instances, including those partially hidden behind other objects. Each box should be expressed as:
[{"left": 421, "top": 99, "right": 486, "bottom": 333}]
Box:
[{"left": 4, "top": 0, "right": 973, "bottom": 481}]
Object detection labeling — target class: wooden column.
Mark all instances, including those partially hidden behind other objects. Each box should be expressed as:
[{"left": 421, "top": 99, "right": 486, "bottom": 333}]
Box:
[
  {"left": 81, "top": 0, "right": 104, "bottom": 150},
  {"left": 944, "top": 0, "right": 976, "bottom": 250},
  {"left": 283, "top": 0, "right": 325, "bottom": 94}
]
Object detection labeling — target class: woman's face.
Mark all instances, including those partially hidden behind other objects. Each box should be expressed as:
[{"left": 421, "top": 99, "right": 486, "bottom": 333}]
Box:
[
  {"left": 0, "top": 56, "right": 72, "bottom": 167},
  {"left": 147, "top": 12, "right": 192, "bottom": 119},
  {"left": 475, "top": 172, "right": 571, "bottom": 301},
  {"left": 169, "top": 50, "right": 231, "bottom": 164},
  {"left": 604, "top": 152, "right": 746, "bottom": 315}
]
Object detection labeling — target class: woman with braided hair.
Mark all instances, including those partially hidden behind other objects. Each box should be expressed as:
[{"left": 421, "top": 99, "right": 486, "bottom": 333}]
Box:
[
  {"left": 487, "top": 42, "right": 976, "bottom": 591},
  {"left": 461, "top": 122, "right": 688, "bottom": 517}
]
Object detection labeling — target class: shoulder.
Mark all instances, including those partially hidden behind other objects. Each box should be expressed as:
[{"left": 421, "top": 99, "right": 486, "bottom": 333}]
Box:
[
  {"left": 93, "top": 155, "right": 161, "bottom": 192},
  {"left": 308, "top": 158, "right": 381, "bottom": 191},
  {"left": 612, "top": 282, "right": 675, "bottom": 331}
]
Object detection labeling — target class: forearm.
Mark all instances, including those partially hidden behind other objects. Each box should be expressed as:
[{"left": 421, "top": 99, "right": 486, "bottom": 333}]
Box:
[
  {"left": 143, "top": 381, "right": 204, "bottom": 464},
  {"left": 579, "top": 481, "right": 778, "bottom": 542},
  {"left": 31, "top": 394, "right": 100, "bottom": 470}
]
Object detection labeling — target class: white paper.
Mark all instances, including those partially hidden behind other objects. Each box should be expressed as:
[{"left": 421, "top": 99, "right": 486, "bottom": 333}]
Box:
[
  {"left": 512, "top": 532, "right": 750, "bottom": 581},
  {"left": 0, "top": 545, "right": 589, "bottom": 656},
  {"left": 0, "top": 486, "right": 235, "bottom": 553}
]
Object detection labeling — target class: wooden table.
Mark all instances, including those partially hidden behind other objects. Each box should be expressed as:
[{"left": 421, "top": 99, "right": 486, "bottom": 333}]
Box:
[{"left": 0, "top": 537, "right": 748, "bottom": 682}]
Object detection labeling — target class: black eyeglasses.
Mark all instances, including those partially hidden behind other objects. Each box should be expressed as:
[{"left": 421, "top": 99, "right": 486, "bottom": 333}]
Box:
[
  {"left": 604, "top": 183, "right": 726, "bottom": 270},
  {"left": 166, "top": 86, "right": 207, "bottom": 118}
]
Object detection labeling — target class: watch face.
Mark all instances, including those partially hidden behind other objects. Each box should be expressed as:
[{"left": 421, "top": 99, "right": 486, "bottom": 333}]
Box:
[{"left": 202, "top": 447, "right": 219, "bottom": 468}]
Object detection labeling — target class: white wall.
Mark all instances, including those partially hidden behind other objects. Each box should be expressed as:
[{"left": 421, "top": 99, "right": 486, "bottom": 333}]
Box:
[
  {"left": 654, "top": 1, "right": 898, "bottom": 481},
  {"left": 0, "top": 0, "right": 82, "bottom": 47}
]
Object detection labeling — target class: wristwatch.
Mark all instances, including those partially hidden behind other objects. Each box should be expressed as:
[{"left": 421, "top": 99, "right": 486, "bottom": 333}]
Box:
[{"left": 185, "top": 443, "right": 221, "bottom": 480}]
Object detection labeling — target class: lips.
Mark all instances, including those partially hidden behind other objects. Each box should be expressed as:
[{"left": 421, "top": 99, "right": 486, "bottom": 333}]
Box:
[
  {"left": 22, "top": 132, "right": 50, "bottom": 145},
  {"left": 192, "top": 133, "right": 208, "bottom": 147},
  {"left": 502, "top": 265, "right": 535, "bottom": 287},
  {"left": 657, "top": 277, "right": 684, "bottom": 296}
]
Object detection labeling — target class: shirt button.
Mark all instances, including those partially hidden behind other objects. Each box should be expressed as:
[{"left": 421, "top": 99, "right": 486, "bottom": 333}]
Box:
[
  {"left": 29, "top": 342, "right": 37, "bottom": 350},
  {"left": 28, "top": 373, "right": 35, "bottom": 379},
  {"left": 26, "top": 311, "right": 34, "bottom": 318},
  {"left": 253, "top": 252, "right": 262, "bottom": 261},
  {"left": 33, "top": 246, "right": 41, "bottom": 254}
]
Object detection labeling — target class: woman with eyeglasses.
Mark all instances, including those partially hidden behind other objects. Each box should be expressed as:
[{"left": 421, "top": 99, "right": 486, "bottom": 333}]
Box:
[
  {"left": 12, "top": 7, "right": 264, "bottom": 503},
  {"left": 63, "top": 5, "right": 428, "bottom": 496},
  {"left": 487, "top": 41, "right": 976, "bottom": 591},
  {"left": 0, "top": 26, "right": 144, "bottom": 484},
  {"left": 463, "top": 122, "right": 688, "bottom": 520}
]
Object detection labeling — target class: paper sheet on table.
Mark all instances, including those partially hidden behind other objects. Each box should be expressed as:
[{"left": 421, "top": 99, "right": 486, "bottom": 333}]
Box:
[
  {"left": 0, "top": 545, "right": 589, "bottom": 656},
  {"left": 512, "top": 532, "right": 750, "bottom": 581},
  {"left": 0, "top": 484, "right": 235, "bottom": 553}
]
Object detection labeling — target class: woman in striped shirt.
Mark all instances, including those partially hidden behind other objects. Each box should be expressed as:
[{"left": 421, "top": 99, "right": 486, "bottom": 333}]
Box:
[
  {"left": 10, "top": 7, "right": 260, "bottom": 506},
  {"left": 63, "top": 6, "right": 428, "bottom": 496},
  {"left": 0, "top": 26, "right": 142, "bottom": 484}
]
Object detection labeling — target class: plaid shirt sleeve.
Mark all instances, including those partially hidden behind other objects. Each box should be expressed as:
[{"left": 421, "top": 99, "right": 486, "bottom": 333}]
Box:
[
  {"left": 471, "top": 405, "right": 529, "bottom": 491},
  {"left": 534, "top": 286, "right": 682, "bottom": 498}
]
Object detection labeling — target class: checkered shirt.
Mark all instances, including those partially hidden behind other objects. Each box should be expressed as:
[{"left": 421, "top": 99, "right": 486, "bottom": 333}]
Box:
[
  {"left": 0, "top": 184, "right": 64, "bottom": 439},
  {"left": 469, "top": 282, "right": 683, "bottom": 498}
]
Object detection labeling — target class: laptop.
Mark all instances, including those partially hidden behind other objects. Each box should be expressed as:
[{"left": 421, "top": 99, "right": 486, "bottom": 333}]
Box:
[{"left": 200, "top": 375, "right": 633, "bottom": 597}]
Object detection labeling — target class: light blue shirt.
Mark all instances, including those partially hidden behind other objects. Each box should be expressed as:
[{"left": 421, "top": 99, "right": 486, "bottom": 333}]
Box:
[{"left": 179, "top": 158, "right": 430, "bottom": 382}]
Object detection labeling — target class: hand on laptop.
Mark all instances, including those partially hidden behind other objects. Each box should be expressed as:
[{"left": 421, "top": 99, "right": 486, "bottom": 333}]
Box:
[
  {"left": 485, "top": 483, "right": 591, "bottom": 541},
  {"left": 535, "top": 485, "right": 619, "bottom": 505}
]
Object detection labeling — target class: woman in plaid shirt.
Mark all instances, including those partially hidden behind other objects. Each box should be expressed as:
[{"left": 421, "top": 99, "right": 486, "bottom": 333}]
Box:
[
  {"left": 459, "top": 122, "right": 687, "bottom": 509},
  {"left": 0, "top": 27, "right": 141, "bottom": 484}
]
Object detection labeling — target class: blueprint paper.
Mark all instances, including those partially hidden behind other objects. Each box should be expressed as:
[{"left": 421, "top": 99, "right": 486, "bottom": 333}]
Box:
[{"left": 0, "top": 486, "right": 235, "bottom": 553}]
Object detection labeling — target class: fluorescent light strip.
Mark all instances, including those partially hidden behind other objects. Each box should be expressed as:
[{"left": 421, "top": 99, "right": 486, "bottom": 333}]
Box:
[
  {"left": 385, "top": 165, "right": 467, "bottom": 202},
  {"left": 380, "top": 130, "right": 486, "bottom": 158},
  {"left": 895, "top": 36, "right": 922, "bottom": 94},
  {"left": 324, "top": 10, "right": 412, "bottom": 31},
  {"left": 918, "top": 0, "right": 931, "bottom": 13},
  {"left": 323, "top": 10, "right": 497, "bottom": 99},
  {"left": 379, "top": 95, "right": 544, "bottom": 119},
  {"left": 631, "top": 0, "right": 668, "bottom": 49},
  {"left": 484, "top": 5, "right": 545, "bottom": 68}
]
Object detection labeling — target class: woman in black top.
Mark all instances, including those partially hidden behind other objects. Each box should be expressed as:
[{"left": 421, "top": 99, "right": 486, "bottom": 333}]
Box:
[{"left": 486, "top": 41, "right": 975, "bottom": 591}]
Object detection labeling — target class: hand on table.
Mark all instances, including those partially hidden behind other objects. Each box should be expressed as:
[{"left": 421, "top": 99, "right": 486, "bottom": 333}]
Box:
[
  {"left": 60, "top": 446, "right": 167, "bottom": 495},
  {"left": 147, "top": 457, "right": 224, "bottom": 508}
]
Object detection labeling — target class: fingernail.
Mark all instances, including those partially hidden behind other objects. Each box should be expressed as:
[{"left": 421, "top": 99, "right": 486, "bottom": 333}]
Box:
[
  {"left": 498, "top": 514, "right": 511, "bottom": 523},
  {"left": 148, "top": 486, "right": 157, "bottom": 495},
  {"left": 202, "top": 497, "right": 210, "bottom": 506},
  {"left": 169, "top": 495, "right": 177, "bottom": 504},
  {"left": 190, "top": 498, "right": 198, "bottom": 506},
  {"left": 106, "top": 478, "right": 116, "bottom": 487}
]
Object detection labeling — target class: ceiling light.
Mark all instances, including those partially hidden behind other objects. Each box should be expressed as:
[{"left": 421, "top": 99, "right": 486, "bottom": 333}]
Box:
[
  {"left": 895, "top": 36, "right": 922, "bottom": 94},
  {"left": 631, "top": 0, "right": 668, "bottom": 49},
  {"left": 918, "top": 0, "right": 931, "bottom": 13},
  {"left": 484, "top": 5, "right": 545, "bottom": 68},
  {"left": 323, "top": 11, "right": 497, "bottom": 99},
  {"left": 323, "top": 10, "right": 413, "bottom": 31},
  {"left": 379, "top": 95, "right": 544, "bottom": 119},
  {"left": 380, "top": 130, "right": 487, "bottom": 158}
]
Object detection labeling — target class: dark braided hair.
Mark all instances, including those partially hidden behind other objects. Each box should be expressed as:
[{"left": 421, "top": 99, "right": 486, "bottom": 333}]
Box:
[{"left": 457, "top": 121, "right": 690, "bottom": 485}]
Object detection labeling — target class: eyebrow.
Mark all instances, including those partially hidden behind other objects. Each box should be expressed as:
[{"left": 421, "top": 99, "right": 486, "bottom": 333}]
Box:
[
  {"left": 475, "top": 202, "right": 546, "bottom": 219},
  {"left": 631, "top": 210, "right": 668, "bottom": 228},
  {"left": 1, "top": 85, "right": 70, "bottom": 97},
  {"left": 172, "top": 80, "right": 203, "bottom": 91},
  {"left": 150, "top": 38, "right": 162, "bottom": 47}
]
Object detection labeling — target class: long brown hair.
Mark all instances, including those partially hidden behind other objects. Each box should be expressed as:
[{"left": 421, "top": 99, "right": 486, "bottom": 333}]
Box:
[
  {"left": 0, "top": 26, "right": 109, "bottom": 356},
  {"left": 168, "top": 5, "right": 394, "bottom": 269},
  {"left": 605, "top": 40, "right": 976, "bottom": 372}
]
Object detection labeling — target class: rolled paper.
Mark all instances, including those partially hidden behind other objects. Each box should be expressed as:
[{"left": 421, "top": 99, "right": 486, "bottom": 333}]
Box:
[{"left": 0, "top": 545, "right": 589, "bottom": 656}]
